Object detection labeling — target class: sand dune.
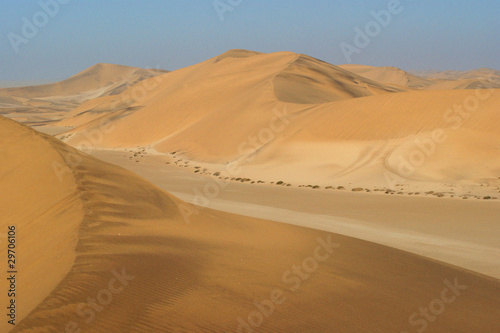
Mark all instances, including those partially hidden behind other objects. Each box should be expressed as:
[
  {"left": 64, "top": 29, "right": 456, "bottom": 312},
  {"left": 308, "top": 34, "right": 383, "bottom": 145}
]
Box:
[
  {"left": 340, "top": 64, "right": 434, "bottom": 89},
  {"left": 49, "top": 51, "right": 500, "bottom": 199},
  {"left": 55, "top": 51, "right": 400, "bottom": 157},
  {"left": 2, "top": 116, "right": 499, "bottom": 332},
  {"left": 273, "top": 54, "right": 403, "bottom": 103},
  {"left": 425, "top": 78, "right": 500, "bottom": 91},
  {"left": 56, "top": 50, "right": 401, "bottom": 127},
  {"left": 0, "top": 64, "right": 167, "bottom": 126},
  {"left": 241, "top": 89, "right": 500, "bottom": 187},
  {"left": 413, "top": 68, "right": 500, "bottom": 81},
  {"left": 0, "top": 63, "right": 167, "bottom": 99},
  {"left": 410, "top": 68, "right": 500, "bottom": 90},
  {"left": 0, "top": 117, "right": 83, "bottom": 327},
  {"left": 341, "top": 65, "right": 500, "bottom": 91}
]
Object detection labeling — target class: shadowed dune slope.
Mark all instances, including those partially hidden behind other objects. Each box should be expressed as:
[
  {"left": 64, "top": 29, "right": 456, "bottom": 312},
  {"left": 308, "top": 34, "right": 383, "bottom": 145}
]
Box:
[
  {"left": 273, "top": 55, "right": 403, "bottom": 103},
  {"left": 2, "top": 118, "right": 500, "bottom": 332}
]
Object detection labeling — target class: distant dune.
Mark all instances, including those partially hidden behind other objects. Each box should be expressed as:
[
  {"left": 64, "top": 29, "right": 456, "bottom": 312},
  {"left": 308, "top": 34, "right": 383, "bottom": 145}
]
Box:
[
  {"left": 0, "top": 63, "right": 168, "bottom": 99},
  {"left": 413, "top": 68, "right": 500, "bottom": 81},
  {"left": 340, "top": 64, "right": 434, "bottom": 89},
  {"left": 0, "top": 63, "right": 167, "bottom": 126},
  {"left": 2, "top": 116, "right": 499, "bottom": 332},
  {"left": 342, "top": 65, "right": 500, "bottom": 90},
  {"left": 0, "top": 79, "right": 60, "bottom": 88},
  {"left": 412, "top": 68, "right": 500, "bottom": 90}
]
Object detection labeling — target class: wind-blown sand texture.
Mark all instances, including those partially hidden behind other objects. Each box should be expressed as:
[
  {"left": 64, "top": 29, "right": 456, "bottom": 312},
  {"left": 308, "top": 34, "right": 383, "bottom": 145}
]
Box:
[{"left": 1, "top": 117, "right": 500, "bottom": 332}]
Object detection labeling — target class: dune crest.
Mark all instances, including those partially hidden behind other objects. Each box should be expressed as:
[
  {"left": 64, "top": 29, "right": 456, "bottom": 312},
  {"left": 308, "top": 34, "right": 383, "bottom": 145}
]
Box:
[
  {"left": 0, "top": 117, "right": 84, "bottom": 326},
  {"left": 274, "top": 55, "right": 402, "bottom": 104},
  {"left": 214, "top": 48, "right": 263, "bottom": 62}
]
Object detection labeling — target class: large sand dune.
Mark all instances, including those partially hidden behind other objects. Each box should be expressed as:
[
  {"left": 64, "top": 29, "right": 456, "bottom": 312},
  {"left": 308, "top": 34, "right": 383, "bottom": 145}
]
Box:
[
  {"left": 1, "top": 116, "right": 499, "bottom": 332},
  {"left": 56, "top": 50, "right": 402, "bottom": 151},
  {"left": 49, "top": 51, "right": 500, "bottom": 198}
]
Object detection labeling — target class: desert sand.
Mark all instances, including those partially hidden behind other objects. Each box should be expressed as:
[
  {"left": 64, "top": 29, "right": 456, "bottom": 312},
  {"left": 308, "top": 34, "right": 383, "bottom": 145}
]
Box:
[
  {"left": 1, "top": 50, "right": 499, "bottom": 332},
  {"left": 89, "top": 149, "right": 500, "bottom": 279},
  {"left": 1, "top": 116, "right": 500, "bottom": 333}
]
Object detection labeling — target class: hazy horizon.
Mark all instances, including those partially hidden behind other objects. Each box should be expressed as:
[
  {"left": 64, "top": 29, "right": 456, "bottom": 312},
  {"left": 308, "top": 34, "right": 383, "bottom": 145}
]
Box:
[
  {"left": 0, "top": 51, "right": 499, "bottom": 88},
  {"left": 1, "top": 0, "right": 499, "bottom": 81}
]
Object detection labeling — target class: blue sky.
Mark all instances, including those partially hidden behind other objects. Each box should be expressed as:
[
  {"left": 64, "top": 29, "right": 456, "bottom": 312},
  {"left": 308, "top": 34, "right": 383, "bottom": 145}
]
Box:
[{"left": 1, "top": 0, "right": 499, "bottom": 81}]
